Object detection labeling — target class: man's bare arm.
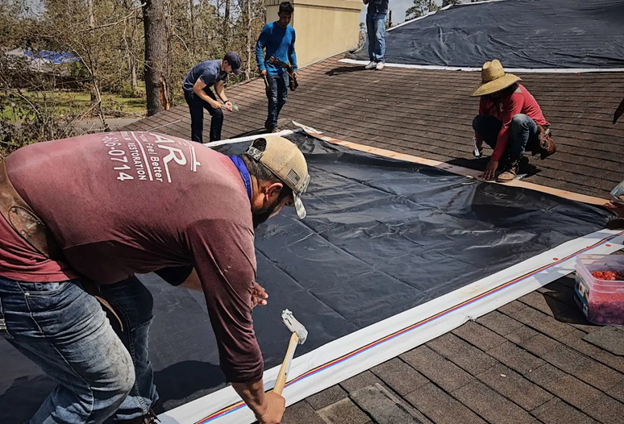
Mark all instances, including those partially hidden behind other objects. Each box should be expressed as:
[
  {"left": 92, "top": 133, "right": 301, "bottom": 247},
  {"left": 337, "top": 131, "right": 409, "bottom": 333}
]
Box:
[
  {"left": 193, "top": 79, "right": 222, "bottom": 109},
  {"left": 231, "top": 381, "right": 284, "bottom": 424},
  {"left": 181, "top": 269, "right": 268, "bottom": 307},
  {"left": 214, "top": 80, "right": 228, "bottom": 102},
  {"left": 181, "top": 268, "right": 202, "bottom": 290}
]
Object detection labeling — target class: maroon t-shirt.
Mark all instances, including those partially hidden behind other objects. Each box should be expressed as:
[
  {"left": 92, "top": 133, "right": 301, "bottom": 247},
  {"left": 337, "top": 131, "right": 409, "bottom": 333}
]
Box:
[{"left": 0, "top": 131, "right": 262, "bottom": 382}]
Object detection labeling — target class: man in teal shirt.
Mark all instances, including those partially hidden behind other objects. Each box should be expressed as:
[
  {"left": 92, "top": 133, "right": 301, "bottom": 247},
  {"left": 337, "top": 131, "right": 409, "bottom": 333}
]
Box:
[{"left": 255, "top": 1, "right": 299, "bottom": 132}]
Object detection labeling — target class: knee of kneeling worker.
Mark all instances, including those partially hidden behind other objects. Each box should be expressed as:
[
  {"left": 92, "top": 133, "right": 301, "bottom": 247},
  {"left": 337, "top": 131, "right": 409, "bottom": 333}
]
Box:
[
  {"left": 472, "top": 115, "right": 486, "bottom": 132},
  {"left": 511, "top": 114, "right": 530, "bottom": 127}
]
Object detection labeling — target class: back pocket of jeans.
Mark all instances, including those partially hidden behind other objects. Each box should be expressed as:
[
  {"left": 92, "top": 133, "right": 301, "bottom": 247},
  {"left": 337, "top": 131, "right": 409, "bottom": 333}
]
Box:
[{"left": 0, "top": 297, "right": 13, "bottom": 339}]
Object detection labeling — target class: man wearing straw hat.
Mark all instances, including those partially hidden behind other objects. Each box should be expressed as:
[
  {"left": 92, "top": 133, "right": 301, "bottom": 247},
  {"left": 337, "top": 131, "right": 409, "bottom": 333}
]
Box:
[{"left": 471, "top": 59, "right": 556, "bottom": 182}]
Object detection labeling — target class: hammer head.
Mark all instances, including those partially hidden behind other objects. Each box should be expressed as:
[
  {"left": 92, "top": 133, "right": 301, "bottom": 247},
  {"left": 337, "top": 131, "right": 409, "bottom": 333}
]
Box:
[{"left": 281, "top": 309, "right": 308, "bottom": 344}]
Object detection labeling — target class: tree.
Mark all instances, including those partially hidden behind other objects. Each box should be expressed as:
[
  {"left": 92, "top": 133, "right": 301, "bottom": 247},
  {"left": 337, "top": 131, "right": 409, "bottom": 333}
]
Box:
[
  {"left": 143, "top": 0, "right": 170, "bottom": 116},
  {"left": 406, "top": 0, "right": 439, "bottom": 20},
  {"left": 39, "top": 0, "right": 136, "bottom": 131},
  {"left": 442, "top": 0, "right": 461, "bottom": 7},
  {"left": 121, "top": 0, "right": 143, "bottom": 97},
  {"left": 2, "top": 0, "right": 268, "bottom": 132},
  {"left": 0, "top": 3, "right": 81, "bottom": 153}
]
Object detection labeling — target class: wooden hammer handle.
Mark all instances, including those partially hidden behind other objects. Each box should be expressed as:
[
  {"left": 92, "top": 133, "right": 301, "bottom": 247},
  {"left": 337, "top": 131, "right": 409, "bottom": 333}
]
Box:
[{"left": 273, "top": 332, "right": 299, "bottom": 395}]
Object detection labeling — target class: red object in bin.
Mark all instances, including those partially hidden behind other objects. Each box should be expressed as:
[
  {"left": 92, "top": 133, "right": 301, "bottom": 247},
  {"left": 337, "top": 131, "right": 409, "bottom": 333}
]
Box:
[{"left": 575, "top": 255, "right": 624, "bottom": 326}]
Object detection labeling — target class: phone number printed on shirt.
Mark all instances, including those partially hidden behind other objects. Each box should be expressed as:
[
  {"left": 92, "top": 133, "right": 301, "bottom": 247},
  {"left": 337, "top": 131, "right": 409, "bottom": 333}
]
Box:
[{"left": 102, "top": 134, "right": 135, "bottom": 181}]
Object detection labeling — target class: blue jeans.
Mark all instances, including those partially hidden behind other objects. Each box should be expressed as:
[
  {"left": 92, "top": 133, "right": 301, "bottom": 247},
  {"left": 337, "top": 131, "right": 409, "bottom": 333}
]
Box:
[
  {"left": 99, "top": 276, "right": 158, "bottom": 420},
  {"left": 184, "top": 89, "right": 224, "bottom": 143},
  {"left": 265, "top": 73, "right": 289, "bottom": 131},
  {"left": 0, "top": 276, "right": 156, "bottom": 423},
  {"left": 472, "top": 114, "right": 539, "bottom": 158},
  {"left": 367, "top": 13, "right": 386, "bottom": 63}
]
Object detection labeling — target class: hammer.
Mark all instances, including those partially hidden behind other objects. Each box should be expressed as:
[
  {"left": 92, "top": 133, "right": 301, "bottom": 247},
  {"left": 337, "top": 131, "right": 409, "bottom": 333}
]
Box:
[{"left": 273, "top": 309, "right": 308, "bottom": 395}]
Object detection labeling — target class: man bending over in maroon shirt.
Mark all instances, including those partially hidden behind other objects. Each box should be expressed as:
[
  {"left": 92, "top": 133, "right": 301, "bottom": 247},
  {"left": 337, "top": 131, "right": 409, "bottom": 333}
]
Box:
[
  {"left": 471, "top": 59, "right": 556, "bottom": 182},
  {"left": 0, "top": 133, "right": 309, "bottom": 424}
]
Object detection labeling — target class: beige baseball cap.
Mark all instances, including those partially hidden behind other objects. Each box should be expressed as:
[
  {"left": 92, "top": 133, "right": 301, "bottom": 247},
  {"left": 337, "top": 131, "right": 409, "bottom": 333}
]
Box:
[{"left": 246, "top": 136, "right": 311, "bottom": 219}]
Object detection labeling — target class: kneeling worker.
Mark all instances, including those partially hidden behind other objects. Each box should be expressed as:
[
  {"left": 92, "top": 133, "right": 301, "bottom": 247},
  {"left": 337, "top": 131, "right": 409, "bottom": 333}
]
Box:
[
  {"left": 183, "top": 51, "right": 242, "bottom": 143},
  {"left": 471, "top": 59, "right": 556, "bottom": 182},
  {"left": 0, "top": 132, "right": 310, "bottom": 423}
]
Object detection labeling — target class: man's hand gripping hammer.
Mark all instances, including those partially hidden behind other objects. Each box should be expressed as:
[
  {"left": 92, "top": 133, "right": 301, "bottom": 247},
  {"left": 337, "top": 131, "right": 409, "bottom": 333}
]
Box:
[{"left": 273, "top": 310, "right": 308, "bottom": 395}]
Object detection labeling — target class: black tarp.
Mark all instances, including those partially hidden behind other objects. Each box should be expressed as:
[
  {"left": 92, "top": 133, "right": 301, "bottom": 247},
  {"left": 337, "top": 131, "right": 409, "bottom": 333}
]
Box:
[
  {"left": 0, "top": 133, "right": 611, "bottom": 422},
  {"left": 352, "top": 0, "right": 624, "bottom": 69}
]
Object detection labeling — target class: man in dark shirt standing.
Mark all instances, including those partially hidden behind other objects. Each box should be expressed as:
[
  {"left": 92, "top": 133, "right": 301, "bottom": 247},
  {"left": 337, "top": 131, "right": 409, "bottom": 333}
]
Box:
[
  {"left": 183, "top": 51, "right": 242, "bottom": 143},
  {"left": 0, "top": 132, "right": 310, "bottom": 423},
  {"left": 363, "top": 0, "right": 389, "bottom": 71},
  {"left": 256, "top": 2, "right": 299, "bottom": 132}
]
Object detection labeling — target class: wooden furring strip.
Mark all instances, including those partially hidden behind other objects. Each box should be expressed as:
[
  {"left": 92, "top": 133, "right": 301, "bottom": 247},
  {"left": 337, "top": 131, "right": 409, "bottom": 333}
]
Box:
[{"left": 305, "top": 131, "right": 610, "bottom": 207}]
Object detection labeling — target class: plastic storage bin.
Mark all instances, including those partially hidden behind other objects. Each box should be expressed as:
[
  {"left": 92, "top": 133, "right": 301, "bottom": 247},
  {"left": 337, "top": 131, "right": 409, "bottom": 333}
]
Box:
[{"left": 574, "top": 254, "right": 624, "bottom": 326}]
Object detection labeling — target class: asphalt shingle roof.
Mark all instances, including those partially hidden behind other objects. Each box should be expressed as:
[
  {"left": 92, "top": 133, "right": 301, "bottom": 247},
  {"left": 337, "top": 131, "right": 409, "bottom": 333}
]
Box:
[{"left": 124, "top": 56, "right": 624, "bottom": 424}]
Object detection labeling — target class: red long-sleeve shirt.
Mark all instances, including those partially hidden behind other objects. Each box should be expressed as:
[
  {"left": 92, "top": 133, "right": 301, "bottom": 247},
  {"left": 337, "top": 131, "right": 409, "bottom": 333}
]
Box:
[{"left": 476, "top": 84, "right": 549, "bottom": 161}]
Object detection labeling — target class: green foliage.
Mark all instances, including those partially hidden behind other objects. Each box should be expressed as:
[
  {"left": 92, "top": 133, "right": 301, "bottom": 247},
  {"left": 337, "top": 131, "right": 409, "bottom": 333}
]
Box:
[
  {"left": 0, "top": 52, "right": 80, "bottom": 154},
  {"left": 0, "top": 0, "right": 269, "bottom": 148},
  {"left": 406, "top": 0, "right": 440, "bottom": 20}
]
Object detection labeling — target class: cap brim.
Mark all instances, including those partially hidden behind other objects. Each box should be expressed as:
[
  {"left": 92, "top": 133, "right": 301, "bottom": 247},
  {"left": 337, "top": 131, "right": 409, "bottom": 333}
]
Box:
[
  {"left": 293, "top": 193, "right": 306, "bottom": 219},
  {"left": 233, "top": 68, "right": 242, "bottom": 75}
]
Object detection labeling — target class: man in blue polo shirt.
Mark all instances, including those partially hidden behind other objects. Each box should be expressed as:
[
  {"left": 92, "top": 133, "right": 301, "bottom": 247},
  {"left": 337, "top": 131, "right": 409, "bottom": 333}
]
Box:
[
  {"left": 182, "top": 51, "right": 242, "bottom": 143},
  {"left": 255, "top": 1, "right": 298, "bottom": 132},
  {"left": 363, "top": 0, "right": 389, "bottom": 70}
]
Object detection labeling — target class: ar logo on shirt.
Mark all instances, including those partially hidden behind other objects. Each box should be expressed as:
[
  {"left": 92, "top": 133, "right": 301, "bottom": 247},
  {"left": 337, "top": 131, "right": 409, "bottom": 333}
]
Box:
[{"left": 150, "top": 133, "right": 201, "bottom": 183}]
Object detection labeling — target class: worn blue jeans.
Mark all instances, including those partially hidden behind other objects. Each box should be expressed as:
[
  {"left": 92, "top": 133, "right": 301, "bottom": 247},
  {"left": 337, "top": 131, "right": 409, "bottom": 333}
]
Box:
[
  {"left": 0, "top": 275, "right": 156, "bottom": 423},
  {"left": 367, "top": 12, "right": 386, "bottom": 63},
  {"left": 472, "top": 113, "right": 539, "bottom": 158},
  {"left": 99, "top": 276, "right": 158, "bottom": 420},
  {"left": 265, "top": 73, "right": 289, "bottom": 131}
]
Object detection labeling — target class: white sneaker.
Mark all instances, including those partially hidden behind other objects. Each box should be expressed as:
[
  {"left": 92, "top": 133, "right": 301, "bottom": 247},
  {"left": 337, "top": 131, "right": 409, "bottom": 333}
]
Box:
[
  {"left": 376, "top": 62, "right": 385, "bottom": 70},
  {"left": 365, "top": 61, "right": 376, "bottom": 70}
]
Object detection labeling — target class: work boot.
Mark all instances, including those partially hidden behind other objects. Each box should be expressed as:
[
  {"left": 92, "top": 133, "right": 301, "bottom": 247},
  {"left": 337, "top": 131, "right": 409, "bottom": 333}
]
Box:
[
  {"left": 115, "top": 410, "right": 159, "bottom": 424},
  {"left": 497, "top": 156, "right": 522, "bottom": 183},
  {"left": 365, "top": 61, "right": 376, "bottom": 70}
]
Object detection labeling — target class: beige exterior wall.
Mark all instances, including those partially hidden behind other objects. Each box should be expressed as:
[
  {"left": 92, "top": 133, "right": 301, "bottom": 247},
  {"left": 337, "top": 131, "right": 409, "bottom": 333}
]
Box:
[{"left": 265, "top": 0, "right": 363, "bottom": 68}]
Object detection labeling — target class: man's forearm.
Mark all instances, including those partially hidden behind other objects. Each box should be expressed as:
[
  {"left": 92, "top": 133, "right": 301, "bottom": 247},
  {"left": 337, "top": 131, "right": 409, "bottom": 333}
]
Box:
[
  {"left": 194, "top": 88, "right": 221, "bottom": 108},
  {"left": 232, "top": 379, "right": 266, "bottom": 417},
  {"left": 255, "top": 45, "right": 266, "bottom": 72},
  {"left": 181, "top": 269, "right": 201, "bottom": 291},
  {"left": 215, "top": 82, "right": 228, "bottom": 102}
]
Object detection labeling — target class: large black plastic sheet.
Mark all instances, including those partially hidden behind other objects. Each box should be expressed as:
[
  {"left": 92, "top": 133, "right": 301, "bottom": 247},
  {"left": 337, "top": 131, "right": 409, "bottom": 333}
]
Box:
[
  {"left": 352, "top": 0, "right": 624, "bottom": 69},
  {"left": 0, "top": 133, "right": 611, "bottom": 421}
]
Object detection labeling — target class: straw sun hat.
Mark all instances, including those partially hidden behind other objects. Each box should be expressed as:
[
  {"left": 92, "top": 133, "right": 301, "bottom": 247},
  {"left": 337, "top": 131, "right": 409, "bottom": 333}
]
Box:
[{"left": 471, "top": 59, "right": 522, "bottom": 97}]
